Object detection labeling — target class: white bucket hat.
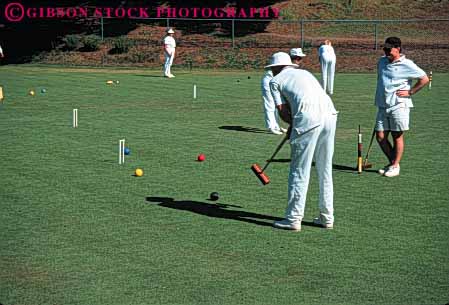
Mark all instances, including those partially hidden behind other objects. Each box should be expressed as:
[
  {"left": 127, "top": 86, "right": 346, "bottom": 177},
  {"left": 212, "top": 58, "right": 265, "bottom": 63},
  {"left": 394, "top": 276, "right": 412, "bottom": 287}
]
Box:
[
  {"left": 290, "top": 48, "right": 306, "bottom": 57},
  {"left": 167, "top": 28, "right": 175, "bottom": 34},
  {"left": 264, "top": 52, "right": 298, "bottom": 68}
]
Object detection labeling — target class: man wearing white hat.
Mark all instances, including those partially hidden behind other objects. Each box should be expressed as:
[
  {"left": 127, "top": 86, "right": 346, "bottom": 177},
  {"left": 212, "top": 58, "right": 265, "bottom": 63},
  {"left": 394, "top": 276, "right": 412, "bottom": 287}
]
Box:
[
  {"left": 318, "top": 40, "right": 336, "bottom": 95},
  {"left": 163, "top": 28, "right": 176, "bottom": 78},
  {"left": 266, "top": 52, "right": 338, "bottom": 231},
  {"left": 260, "top": 48, "right": 305, "bottom": 135},
  {"left": 289, "top": 47, "right": 306, "bottom": 65}
]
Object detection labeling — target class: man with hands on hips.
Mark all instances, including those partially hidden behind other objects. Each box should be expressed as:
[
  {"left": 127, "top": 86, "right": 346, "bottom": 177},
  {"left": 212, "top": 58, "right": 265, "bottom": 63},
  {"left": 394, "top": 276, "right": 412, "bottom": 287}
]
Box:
[{"left": 374, "top": 37, "right": 429, "bottom": 177}]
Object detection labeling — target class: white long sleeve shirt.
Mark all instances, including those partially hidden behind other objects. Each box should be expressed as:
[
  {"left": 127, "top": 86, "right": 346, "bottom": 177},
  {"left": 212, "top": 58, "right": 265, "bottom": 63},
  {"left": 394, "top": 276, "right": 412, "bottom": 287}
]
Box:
[{"left": 270, "top": 67, "right": 337, "bottom": 141}]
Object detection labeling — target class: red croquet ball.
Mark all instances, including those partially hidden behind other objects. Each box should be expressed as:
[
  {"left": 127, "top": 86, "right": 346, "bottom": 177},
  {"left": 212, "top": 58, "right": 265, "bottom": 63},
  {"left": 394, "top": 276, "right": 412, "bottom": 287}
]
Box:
[{"left": 197, "top": 154, "right": 205, "bottom": 162}]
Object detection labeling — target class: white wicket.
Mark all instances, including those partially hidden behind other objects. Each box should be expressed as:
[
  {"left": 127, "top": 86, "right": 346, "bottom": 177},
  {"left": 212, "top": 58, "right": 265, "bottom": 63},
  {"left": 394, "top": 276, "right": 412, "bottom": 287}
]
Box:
[
  {"left": 193, "top": 84, "right": 197, "bottom": 99},
  {"left": 119, "top": 139, "right": 125, "bottom": 164},
  {"left": 73, "top": 109, "right": 78, "bottom": 128}
]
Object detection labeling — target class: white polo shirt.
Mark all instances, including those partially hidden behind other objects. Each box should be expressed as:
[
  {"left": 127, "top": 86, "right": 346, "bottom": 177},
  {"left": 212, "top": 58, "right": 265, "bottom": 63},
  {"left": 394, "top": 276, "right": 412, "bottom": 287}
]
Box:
[
  {"left": 163, "top": 36, "right": 176, "bottom": 50},
  {"left": 270, "top": 67, "right": 337, "bottom": 140},
  {"left": 375, "top": 55, "right": 426, "bottom": 111},
  {"left": 318, "top": 45, "right": 335, "bottom": 58}
]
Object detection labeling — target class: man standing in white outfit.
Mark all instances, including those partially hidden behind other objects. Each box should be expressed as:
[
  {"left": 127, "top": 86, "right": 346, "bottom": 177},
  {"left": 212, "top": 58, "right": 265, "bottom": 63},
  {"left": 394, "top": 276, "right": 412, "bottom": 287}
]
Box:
[
  {"left": 261, "top": 48, "right": 306, "bottom": 135},
  {"left": 266, "top": 52, "right": 338, "bottom": 231},
  {"left": 163, "top": 28, "right": 176, "bottom": 78},
  {"left": 318, "top": 40, "right": 336, "bottom": 95},
  {"left": 374, "top": 37, "right": 429, "bottom": 177}
]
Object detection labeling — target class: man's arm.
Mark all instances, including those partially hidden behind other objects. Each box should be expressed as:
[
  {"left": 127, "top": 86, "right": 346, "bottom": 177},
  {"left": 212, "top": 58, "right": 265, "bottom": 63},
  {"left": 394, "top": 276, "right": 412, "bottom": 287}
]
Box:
[
  {"left": 276, "top": 104, "right": 292, "bottom": 125},
  {"left": 396, "top": 75, "right": 430, "bottom": 97},
  {"left": 269, "top": 79, "right": 292, "bottom": 125}
]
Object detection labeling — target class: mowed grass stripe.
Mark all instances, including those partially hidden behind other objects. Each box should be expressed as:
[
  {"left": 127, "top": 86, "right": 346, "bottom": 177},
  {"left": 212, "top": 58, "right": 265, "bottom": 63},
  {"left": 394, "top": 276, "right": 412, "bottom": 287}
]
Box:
[{"left": 0, "top": 66, "right": 448, "bottom": 305}]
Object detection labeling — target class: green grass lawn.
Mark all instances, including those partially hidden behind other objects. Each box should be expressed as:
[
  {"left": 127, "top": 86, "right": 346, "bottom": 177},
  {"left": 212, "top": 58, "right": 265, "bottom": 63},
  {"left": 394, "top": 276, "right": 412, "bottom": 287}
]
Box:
[{"left": 0, "top": 65, "right": 448, "bottom": 305}]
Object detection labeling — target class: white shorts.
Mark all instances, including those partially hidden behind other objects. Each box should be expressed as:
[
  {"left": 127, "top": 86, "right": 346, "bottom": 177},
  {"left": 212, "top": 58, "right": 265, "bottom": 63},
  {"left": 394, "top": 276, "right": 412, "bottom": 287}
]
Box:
[{"left": 375, "top": 107, "right": 410, "bottom": 132}]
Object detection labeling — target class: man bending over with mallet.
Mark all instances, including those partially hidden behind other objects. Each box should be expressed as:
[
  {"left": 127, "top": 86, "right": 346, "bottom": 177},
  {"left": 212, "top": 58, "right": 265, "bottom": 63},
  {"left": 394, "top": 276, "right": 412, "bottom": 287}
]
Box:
[{"left": 267, "top": 52, "right": 338, "bottom": 231}]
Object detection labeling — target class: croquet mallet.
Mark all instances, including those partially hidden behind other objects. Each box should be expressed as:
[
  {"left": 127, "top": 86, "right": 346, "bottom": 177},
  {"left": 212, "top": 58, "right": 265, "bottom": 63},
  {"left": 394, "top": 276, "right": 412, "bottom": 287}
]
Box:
[
  {"left": 363, "top": 128, "right": 375, "bottom": 169},
  {"left": 251, "top": 132, "right": 290, "bottom": 185}
]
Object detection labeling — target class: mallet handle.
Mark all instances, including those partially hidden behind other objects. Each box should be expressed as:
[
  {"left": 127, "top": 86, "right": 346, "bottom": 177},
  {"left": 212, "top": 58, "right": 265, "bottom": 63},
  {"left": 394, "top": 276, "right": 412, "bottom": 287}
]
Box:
[
  {"left": 363, "top": 128, "right": 376, "bottom": 166},
  {"left": 262, "top": 132, "right": 290, "bottom": 172}
]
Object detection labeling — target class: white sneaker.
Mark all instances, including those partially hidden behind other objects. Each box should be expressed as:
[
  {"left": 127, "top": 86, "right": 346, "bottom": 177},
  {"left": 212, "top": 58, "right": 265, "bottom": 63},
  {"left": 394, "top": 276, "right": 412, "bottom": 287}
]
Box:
[
  {"left": 169, "top": 74, "right": 175, "bottom": 78},
  {"left": 384, "top": 165, "right": 400, "bottom": 177},
  {"left": 279, "top": 127, "right": 288, "bottom": 133},
  {"left": 273, "top": 219, "right": 301, "bottom": 231},
  {"left": 313, "top": 216, "right": 334, "bottom": 229},
  {"left": 378, "top": 165, "right": 390, "bottom": 175},
  {"left": 269, "top": 128, "right": 283, "bottom": 135}
]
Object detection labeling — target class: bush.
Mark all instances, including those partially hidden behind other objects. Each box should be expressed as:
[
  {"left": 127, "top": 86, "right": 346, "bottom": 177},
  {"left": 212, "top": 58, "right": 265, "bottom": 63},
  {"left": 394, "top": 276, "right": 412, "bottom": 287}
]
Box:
[
  {"left": 81, "top": 35, "right": 102, "bottom": 52},
  {"left": 110, "top": 36, "right": 134, "bottom": 54},
  {"left": 62, "top": 34, "right": 81, "bottom": 51}
]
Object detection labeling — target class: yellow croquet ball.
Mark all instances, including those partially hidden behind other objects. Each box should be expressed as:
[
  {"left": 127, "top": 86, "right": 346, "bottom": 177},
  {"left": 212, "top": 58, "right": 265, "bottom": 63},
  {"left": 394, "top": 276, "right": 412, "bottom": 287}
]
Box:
[
  {"left": 135, "top": 168, "right": 143, "bottom": 177},
  {"left": 29, "top": 90, "right": 35, "bottom": 96}
]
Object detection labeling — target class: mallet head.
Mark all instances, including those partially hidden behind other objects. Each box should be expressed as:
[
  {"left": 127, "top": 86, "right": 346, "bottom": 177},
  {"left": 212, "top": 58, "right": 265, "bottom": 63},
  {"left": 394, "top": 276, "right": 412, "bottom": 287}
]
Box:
[{"left": 251, "top": 164, "right": 270, "bottom": 185}]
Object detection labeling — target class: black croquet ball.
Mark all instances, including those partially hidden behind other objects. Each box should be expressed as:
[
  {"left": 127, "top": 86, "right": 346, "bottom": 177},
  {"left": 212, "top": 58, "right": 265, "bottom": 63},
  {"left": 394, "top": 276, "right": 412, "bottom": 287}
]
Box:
[
  {"left": 210, "top": 192, "right": 220, "bottom": 201},
  {"left": 248, "top": 76, "right": 251, "bottom": 79}
]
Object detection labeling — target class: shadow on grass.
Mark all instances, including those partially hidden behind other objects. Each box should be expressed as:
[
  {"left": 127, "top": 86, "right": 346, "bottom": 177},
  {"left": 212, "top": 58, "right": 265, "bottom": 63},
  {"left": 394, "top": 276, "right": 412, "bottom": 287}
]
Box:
[
  {"left": 218, "top": 126, "right": 270, "bottom": 134},
  {"left": 145, "top": 196, "right": 282, "bottom": 227},
  {"left": 269, "top": 158, "right": 291, "bottom": 163},
  {"left": 135, "top": 72, "right": 191, "bottom": 78},
  {"left": 332, "top": 164, "right": 378, "bottom": 174},
  {"left": 256, "top": 161, "right": 378, "bottom": 174},
  {"left": 145, "top": 197, "right": 323, "bottom": 229}
]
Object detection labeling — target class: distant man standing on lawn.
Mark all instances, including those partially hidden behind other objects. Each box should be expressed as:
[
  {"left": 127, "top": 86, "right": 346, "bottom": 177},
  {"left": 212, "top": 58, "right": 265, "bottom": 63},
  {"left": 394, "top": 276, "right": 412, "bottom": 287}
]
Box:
[
  {"left": 318, "top": 39, "right": 336, "bottom": 95},
  {"left": 374, "top": 37, "right": 429, "bottom": 177},
  {"left": 266, "top": 52, "right": 338, "bottom": 231},
  {"left": 163, "top": 28, "right": 176, "bottom": 78}
]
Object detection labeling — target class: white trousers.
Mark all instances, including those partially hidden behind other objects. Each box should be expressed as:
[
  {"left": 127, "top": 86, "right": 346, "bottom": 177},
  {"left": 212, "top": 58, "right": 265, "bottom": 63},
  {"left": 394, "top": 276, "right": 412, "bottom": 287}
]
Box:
[
  {"left": 320, "top": 55, "right": 336, "bottom": 95},
  {"left": 261, "top": 77, "right": 281, "bottom": 131},
  {"left": 164, "top": 50, "right": 175, "bottom": 76},
  {"left": 262, "top": 96, "right": 281, "bottom": 130},
  {"left": 285, "top": 114, "right": 337, "bottom": 224}
]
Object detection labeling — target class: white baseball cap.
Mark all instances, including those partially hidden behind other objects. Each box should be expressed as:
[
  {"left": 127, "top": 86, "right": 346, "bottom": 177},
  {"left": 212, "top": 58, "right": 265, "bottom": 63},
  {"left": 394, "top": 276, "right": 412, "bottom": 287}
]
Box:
[
  {"left": 167, "top": 28, "right": 175, "bottom": 34},
  {"left": 264, "top": 52, "right": 299, "bottom": 68},
  {"left": 290, "top": 48, "right": 306, "bottom": 57}
]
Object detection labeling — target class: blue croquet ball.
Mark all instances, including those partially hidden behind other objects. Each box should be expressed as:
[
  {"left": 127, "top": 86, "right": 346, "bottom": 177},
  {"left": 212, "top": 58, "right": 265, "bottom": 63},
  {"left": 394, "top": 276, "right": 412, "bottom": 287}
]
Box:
[
  {"left": 124, "top": 147, "right": 130, "bottom": 155},
  {"left": 41, "top": 88, "right": 47, "bottom": 93}
]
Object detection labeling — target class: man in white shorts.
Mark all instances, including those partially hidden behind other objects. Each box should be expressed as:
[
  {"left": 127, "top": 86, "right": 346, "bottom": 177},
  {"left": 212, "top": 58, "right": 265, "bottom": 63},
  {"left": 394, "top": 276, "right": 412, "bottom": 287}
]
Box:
[
  {"left": 374, "top": 37, "right": 429, "bottom": 177},
  {"left": 163, "top": 28, "right": 176, "bottom": 78}
]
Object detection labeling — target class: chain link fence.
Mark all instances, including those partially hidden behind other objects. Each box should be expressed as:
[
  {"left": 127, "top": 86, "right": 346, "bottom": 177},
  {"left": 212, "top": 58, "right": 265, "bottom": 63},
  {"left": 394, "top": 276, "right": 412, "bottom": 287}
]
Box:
[{"left": 61, "top": 17, "right": 449, "bottom": 71}]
